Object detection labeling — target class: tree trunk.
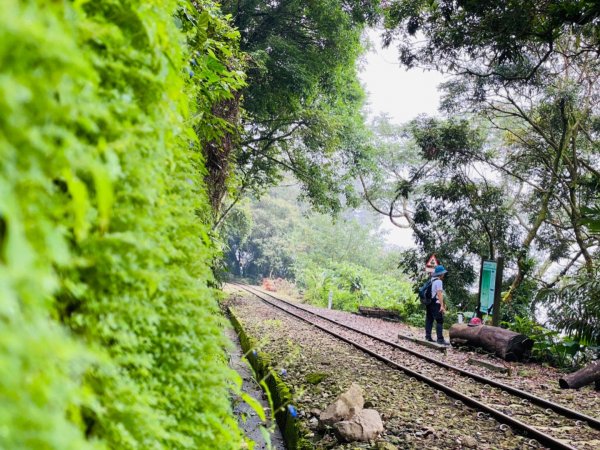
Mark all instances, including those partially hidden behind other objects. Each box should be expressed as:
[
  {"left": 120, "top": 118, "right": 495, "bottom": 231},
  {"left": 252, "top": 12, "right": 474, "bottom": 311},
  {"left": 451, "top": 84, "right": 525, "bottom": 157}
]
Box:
[
  {"left": 203, "top": 92, "right": 242, "bottom": 217},
  {"left": 559, "top": 360, "right": 600, "bottom": 389},
  {"left": 449, "top": 324, "right": 533, "bottom": 361},
  {"left": 504, "top": 102, "right": 568, "bottom": 303}
]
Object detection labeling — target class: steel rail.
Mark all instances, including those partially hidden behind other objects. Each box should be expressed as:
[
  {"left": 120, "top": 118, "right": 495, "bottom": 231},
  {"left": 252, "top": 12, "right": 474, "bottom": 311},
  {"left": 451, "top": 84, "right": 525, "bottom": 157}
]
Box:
[
  {"left": 234, "top": 283, "right": 600, "bottom": 431},
  {"left": 231, "top": 283, "right": 584, "bottom": 450}
]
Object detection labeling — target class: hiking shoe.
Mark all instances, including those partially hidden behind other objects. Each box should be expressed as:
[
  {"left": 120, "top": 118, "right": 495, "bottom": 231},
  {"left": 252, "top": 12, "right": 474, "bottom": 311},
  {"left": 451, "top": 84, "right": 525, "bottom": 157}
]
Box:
[
  {"left": 437, "top": 340, "right": 450, "bottom": 346},
  {"left": 425, "top": 338, "right": 434, "bottom": 342}
]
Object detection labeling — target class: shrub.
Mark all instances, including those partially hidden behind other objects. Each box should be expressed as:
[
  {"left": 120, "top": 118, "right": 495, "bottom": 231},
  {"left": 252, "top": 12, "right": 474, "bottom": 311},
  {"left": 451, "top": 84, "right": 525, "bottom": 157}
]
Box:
[
  {"left": 297, "top": 261, "right": 419, "bottom": 318},
  {"left": 504, "top": 316, "right": 594, "bottom": 369}
]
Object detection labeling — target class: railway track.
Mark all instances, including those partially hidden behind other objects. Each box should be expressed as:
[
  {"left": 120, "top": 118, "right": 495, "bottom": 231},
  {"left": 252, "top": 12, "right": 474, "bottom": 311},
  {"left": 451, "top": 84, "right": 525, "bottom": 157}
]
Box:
[{"left": 230, "top": 282, "right": 600, "bottom": 450}]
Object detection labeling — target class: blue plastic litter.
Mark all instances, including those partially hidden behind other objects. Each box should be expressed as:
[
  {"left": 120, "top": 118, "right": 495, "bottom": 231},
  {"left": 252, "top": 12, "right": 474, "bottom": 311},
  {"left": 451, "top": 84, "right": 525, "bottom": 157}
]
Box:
[{"left": 287, "top": 405, "right": 297, "bottom": 418}]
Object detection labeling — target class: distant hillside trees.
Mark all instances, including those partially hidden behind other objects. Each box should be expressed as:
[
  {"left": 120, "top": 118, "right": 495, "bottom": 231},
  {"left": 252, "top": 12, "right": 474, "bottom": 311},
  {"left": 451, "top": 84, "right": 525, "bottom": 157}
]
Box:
[{"left": 222, "top": 186, "right": 419, "bottom": 318}]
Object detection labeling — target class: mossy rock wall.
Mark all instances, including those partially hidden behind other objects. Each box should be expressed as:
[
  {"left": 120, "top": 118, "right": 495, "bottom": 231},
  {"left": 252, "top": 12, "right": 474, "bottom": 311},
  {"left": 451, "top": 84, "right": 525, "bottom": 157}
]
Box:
[{"left": 0, "top": 0, "right": 245, "bottom": 448}]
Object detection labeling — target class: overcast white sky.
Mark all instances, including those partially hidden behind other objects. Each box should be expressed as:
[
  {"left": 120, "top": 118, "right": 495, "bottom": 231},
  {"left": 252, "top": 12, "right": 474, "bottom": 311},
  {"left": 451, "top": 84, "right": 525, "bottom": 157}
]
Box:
[
  {"left": 358, "top": 30, "right": 446, "bottom": 248},
  {"left": 359, "top": 30, "right": 446, "bottom": 125}
]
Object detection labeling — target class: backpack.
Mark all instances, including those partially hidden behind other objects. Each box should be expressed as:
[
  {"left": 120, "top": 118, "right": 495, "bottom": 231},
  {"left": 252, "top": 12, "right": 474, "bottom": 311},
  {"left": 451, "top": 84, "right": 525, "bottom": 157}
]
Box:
[{"left": 418, "top": 278, "right": 436, "bottom": 306}]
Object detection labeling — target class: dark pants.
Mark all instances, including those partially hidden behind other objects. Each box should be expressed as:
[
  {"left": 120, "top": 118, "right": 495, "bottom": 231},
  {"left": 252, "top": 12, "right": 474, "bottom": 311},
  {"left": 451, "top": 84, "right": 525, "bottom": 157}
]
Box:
[{"left": 425, "top": 302, "right": 444, "bottom": 341}]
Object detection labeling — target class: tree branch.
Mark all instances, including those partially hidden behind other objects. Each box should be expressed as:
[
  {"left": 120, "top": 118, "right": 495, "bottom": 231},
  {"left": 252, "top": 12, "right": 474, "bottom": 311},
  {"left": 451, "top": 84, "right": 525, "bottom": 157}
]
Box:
[{"left": 358, "top": 174, "right": 407, "bottom": 221}]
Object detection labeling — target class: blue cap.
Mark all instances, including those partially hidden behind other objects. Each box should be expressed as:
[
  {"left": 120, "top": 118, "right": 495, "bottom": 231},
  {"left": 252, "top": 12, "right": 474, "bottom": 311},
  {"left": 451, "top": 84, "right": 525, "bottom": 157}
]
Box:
[{"left": 433, "top": 265, "right": 447, "bottom": 276}]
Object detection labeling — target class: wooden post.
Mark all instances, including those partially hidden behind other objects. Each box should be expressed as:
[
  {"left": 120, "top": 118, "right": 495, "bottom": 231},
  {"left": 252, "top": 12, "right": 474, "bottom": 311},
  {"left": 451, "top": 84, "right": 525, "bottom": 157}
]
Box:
[{"left": 492, "top": 257, "right": 504, "bottom": 326}]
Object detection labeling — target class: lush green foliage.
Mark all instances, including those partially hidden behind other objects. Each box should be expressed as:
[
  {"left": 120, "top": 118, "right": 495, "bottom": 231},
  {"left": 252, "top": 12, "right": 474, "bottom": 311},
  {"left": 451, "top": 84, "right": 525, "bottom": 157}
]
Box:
[
  {"left": 216, "top": 0, "right": 378, "bottom": 216},
  {"left": 536, "top": 269, "right": 600, "bottom": 347},
  {"left": 382, "top": 0, "right": 600, "bottom": 77},
  {"left": 299, "top": 261, "right": 419, "bottom": 318},
  {"left": 226, "top": 193, "right": 300, "bottom": 280},
  {"left": 1, "top": 0, "right": 245, "bottom": 448},
  {"left": 365, "top": 103, "right": 599, "bottom": 325},
  {"left": 504, "top": 317, "right": 596, "bottom": 369},
  {"left": 364, "top": 0, "right": 600, "bottom": 332},
  {"left": 363, "top": 116, "right": 511, "bottom": 306},
  {"left": 224, "top": 185, "right": 392, "bottom": 279},
  {"left": 223, "top": 185, "right": 418, "bottom": 316}
]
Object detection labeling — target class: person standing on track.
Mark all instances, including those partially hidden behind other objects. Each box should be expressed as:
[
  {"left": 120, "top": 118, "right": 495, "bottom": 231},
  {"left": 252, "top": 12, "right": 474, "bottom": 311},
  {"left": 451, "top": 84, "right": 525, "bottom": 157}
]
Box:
[{"left": 425, "top": 265, "right": 449, "bottom": 345}]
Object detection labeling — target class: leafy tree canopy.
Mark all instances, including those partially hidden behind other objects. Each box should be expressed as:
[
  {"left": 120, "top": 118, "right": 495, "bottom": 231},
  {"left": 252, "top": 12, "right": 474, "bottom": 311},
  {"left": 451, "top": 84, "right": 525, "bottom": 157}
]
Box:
[
  {"left": 363, "top": 116, "right": 522, "bottom": 305},
  {"left": 382, "top": 0, "right": 600, "bottom": 80},
  {"left": 367, "top": 1, "right": 600, "bottom": 331},
  {"left": 217, "top": 0, "right": 379, "bottom": 216}
]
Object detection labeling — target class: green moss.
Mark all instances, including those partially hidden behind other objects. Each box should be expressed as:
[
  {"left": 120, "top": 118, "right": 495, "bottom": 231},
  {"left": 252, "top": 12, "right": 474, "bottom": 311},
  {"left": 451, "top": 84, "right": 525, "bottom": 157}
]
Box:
[
  {"left": 1, "top": 1, "right": 245, "bottom": 448},
  {"left": 305, "top": 372, "right": 329, "bottom": 385}
]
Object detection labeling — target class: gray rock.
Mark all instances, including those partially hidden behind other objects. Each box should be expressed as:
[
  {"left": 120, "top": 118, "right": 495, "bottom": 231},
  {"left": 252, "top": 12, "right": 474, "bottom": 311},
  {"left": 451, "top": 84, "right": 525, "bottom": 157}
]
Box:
[
  {"left": 462, "top": 436, "right": 478, "bottom": 448},
  {"left": 319, "top": 383, "right": 365, "bottom": 426},
  {"left": 333, "top": 409, "right": 384, "bottom": 442},
  {"left": 310, "top": 408, "right": 321, "bottom": 417},
  {"left": 375, "top": 441, "right": 397, "bottom": 450}
]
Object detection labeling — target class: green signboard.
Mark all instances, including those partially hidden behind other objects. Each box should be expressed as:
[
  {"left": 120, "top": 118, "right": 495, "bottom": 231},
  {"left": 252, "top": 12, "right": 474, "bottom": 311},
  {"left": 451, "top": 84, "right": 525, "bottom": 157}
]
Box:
[{"left": 479, "top": 260, "right": 497, "bottom": 314}]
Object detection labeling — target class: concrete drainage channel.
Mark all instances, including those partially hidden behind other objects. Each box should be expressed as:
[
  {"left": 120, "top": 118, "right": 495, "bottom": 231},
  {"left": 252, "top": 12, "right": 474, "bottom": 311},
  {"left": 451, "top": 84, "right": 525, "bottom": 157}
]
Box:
[
  {"left": 228, "top": 308, "right": 312, "bottom": 450},
  {"left": 226, "top": 326, "right": 286, "bottom": 449}
]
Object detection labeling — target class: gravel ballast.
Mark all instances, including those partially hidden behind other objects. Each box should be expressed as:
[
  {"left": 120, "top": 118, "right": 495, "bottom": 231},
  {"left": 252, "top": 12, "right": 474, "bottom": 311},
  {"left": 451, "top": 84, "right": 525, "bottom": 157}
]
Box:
[
  {"left": 223, "top": 286, "right": 593, "bottom": 449},
  {"left": 251, "top": 285, "right": 600, "bottom": 420}
]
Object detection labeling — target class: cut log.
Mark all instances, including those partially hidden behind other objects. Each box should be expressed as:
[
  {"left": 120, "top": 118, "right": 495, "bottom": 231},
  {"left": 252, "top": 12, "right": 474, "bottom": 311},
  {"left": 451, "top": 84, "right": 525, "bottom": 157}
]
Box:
[
  {"left": 358, "top": 306, "right": 400, "bottom": 321},
  {"left": 449, "top": 323, "right": 533, "bottom": 362},
  {"left": 559, "top": 360, "right": 600, "bottom": 389}
]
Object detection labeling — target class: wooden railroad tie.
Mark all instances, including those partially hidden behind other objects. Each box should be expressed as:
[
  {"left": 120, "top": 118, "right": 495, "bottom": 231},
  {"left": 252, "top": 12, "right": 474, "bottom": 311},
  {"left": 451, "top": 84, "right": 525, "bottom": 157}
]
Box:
[
  {"left": 467, "top": 357, "right": 513, "bottom": 376},
  {"left": 397, "top": 334, "right": 448, "bottom": 354}
]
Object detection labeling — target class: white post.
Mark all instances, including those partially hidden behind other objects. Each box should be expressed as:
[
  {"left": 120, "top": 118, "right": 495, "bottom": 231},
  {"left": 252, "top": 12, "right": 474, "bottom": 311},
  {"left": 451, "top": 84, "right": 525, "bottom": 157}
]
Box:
[{"left": 327, "top": 290, "right": 333, "bottom": 309}]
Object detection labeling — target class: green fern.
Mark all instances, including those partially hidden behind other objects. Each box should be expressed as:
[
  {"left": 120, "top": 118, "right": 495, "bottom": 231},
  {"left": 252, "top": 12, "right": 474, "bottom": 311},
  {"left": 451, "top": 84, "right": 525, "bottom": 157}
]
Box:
[{"left": 1, "top": 0, "right": 244, "bottom": 448}]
